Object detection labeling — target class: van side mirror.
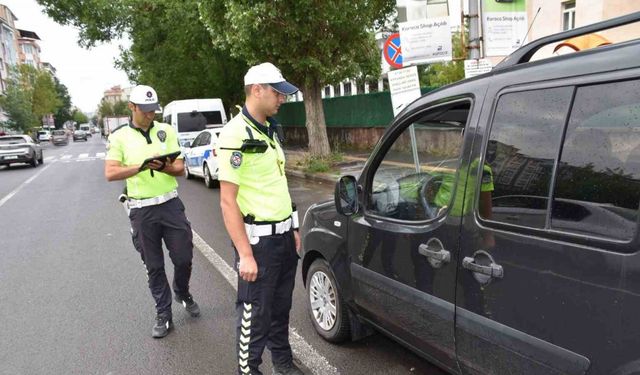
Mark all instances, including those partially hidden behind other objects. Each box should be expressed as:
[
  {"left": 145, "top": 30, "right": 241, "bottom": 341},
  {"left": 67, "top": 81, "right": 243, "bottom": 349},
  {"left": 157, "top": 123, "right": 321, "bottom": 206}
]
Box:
[{"left": 335, "top": 175, "right": 359, "bottom": 216}]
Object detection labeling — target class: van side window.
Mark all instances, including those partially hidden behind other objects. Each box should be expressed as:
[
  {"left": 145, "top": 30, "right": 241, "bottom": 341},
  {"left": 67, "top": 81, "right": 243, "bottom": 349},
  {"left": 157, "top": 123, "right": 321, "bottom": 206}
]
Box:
[
  {"left": 552, "top": 80, "right": 640, "bottom": 240},
  {"left": 368, "top": 101, "right": 469, "bottom": 221},
  {"left": 481, "top": 87, "right": 572, "bottom": 228}
]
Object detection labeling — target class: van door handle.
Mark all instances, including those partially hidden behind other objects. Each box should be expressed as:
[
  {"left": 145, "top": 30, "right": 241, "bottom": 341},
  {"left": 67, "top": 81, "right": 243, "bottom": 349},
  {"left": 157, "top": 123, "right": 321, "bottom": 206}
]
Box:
[
  {"left": 462, "top": 257, "right": 504, "bottom": 278},
  {"left": 418, "top": 238, "right": 450, "bottom": 269}
]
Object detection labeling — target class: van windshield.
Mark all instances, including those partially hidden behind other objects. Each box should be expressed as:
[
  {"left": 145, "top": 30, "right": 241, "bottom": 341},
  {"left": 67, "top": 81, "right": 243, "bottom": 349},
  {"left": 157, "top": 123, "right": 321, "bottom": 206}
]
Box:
[{"left": 177, "top": 111, "right": 223, "bottom": 133}]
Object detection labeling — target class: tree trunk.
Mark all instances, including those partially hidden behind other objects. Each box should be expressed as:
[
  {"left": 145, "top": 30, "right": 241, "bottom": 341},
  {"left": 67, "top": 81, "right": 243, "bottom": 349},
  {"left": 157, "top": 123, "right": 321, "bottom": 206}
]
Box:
[{"left": 302, "top": 80, "right": 331, "bottom": 157}]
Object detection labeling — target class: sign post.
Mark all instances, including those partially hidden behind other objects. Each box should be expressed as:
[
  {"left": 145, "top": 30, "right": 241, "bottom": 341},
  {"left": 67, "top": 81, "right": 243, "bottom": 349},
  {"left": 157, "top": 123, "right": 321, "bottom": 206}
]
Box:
[
  {"left": 383, "top": 33, "right": 403, "bottom": 69},
  {"left": 399, "top": 17, "right": 452, "bottom": 66},
  {"left": 388, "top": 66, "right": 422, "bottom": 172}
]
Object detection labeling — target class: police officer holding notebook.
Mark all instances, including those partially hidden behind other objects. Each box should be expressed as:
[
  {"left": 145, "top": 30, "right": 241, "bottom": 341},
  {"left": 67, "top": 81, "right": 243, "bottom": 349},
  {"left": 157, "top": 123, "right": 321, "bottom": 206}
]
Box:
[
  {"left": 217, "top": 63, "right": 304, "bottom": 375},
  {"left": 105, "top": 84, "right": 200, "bottom": 339}
]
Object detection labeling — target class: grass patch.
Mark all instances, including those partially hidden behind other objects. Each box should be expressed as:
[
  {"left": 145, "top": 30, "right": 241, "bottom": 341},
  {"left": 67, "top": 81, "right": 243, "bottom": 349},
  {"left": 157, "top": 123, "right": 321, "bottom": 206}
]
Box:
[{"left": 301, "top": 150, "right": 345, "bottom": 174}]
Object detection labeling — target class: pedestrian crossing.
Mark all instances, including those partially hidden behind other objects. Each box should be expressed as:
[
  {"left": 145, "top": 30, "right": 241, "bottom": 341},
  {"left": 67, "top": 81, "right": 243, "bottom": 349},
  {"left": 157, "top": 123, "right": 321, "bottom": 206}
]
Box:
[{"left": 44, "top": 152, "right": 106, "bottom": 163}]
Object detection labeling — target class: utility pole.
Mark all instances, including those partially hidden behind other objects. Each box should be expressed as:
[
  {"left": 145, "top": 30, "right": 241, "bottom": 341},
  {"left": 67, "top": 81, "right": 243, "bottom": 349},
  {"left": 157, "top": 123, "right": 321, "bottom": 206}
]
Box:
[{"left": 468, "top": 0, "right": 481, "bottom": 59}]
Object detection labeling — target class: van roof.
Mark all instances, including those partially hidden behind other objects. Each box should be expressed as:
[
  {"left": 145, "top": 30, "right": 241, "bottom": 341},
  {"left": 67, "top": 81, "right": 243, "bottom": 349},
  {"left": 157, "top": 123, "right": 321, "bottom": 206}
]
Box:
[{"left": 163, "top": 99, "right": 225, "bottom": 114}]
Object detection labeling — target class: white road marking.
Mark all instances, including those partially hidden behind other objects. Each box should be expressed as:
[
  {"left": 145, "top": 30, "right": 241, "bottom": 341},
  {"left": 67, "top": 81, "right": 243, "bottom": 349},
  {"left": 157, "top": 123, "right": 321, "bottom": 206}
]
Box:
[
  {"left": 44, "top": 156, "right": 54, "bottom": 161},
  {"left": 96, "top": 152, "right": 105, "bottom": 158},
  {"left": 78, "top": 153, "right": 89, "bottom": 159},
  {"left": 192, "top": 231, "right": 339, "bottom": 375},
  {"left": 60, "top": 155, "right": 71, "bottom": 160},
  {"left": 0, "top": 162, "right": 54, "bottom": 209}
]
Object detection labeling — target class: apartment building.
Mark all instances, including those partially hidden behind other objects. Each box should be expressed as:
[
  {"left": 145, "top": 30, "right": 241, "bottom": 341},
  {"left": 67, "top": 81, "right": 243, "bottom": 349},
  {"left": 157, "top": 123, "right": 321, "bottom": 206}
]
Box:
[
  {"left": 17, "top": 29, "right": 41, "bottom": 68},
  {"left": 525, "top": 0, "right": 640, "bottom": 59},
  {"left": 0, "top": 4, "right": 18, "bottom": 94}
]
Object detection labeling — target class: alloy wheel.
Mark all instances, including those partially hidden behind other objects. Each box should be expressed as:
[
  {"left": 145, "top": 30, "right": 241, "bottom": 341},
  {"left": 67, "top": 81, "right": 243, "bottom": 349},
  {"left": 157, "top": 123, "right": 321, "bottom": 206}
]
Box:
[{"left": 309, "top": 270, "right": 337, "bottom": 331}]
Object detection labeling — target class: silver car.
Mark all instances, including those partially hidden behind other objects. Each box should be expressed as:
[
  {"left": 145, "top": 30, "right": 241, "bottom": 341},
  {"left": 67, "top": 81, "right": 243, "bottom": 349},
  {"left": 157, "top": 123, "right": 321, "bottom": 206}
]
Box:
[{"left": 0, "top": 135, "right": 43, "bottom": 168}]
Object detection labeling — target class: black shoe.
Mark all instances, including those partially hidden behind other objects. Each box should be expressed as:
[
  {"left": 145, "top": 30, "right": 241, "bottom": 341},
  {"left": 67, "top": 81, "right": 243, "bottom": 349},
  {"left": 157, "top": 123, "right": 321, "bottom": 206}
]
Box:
[
  {"left": 273, "top": 361, "right": 305, "bottom": 375},
  {"left": 174, "top": 294, "right": 200, "bottom": 317},
  {"left": 152, "top": 315, "right": 173, "bottom": 338}
]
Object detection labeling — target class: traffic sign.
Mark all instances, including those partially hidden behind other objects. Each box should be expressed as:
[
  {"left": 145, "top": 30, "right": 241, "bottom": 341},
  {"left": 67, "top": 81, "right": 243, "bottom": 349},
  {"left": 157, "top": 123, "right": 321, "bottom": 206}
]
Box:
[{"left": 383, "top": 33, "right": 403, "bottom": 69}]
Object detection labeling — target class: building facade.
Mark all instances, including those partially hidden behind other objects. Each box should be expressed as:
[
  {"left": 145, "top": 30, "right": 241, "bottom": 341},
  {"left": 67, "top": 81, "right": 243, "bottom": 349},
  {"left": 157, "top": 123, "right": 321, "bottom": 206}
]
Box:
[
  {"left": 17, "top": 29, "right": 41, "bottom": 68},
  {"left": 0, "top": 5, "right": 18, "bottom": 94}
]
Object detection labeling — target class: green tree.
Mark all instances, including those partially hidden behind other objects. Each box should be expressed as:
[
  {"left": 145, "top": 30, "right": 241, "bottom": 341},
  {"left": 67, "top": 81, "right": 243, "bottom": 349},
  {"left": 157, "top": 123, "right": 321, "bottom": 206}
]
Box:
[
  {"left": 53, "top": 77, "right": 72, "bottom": 128},
  {"left": 37, "top": 0, "right": 247, "bottom": 112},
  {"left": 199, "top": 1, "right": 396, "bottom": 156},
  {"left": 98, "top": 99, "right": 129, "bottom": 117},
  {"left": 72, "top": 108, "right": 89, "bottom": 124},
  {"left": 0, "top": 65, "right": 61, "bottom": 133},
  {"left": 32, "top": 67, "right": 62, "bottom": 121}
]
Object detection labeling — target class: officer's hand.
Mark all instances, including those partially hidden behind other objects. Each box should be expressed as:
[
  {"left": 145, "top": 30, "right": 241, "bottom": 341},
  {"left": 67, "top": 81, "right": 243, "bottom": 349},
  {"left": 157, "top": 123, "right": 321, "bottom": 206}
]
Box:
[
  {"left": 239, "top": 255, "right": 258, "bottom": 282},
  {"left": 148, "top": 158, "right": 167, "bottom": 171},
  {"left": 293, "top": 230, "right": 301, "bottom": 255}
]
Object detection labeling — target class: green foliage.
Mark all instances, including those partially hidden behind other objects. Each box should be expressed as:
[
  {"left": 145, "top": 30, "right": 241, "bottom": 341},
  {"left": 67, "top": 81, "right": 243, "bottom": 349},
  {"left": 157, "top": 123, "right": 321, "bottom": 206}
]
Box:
[
  {"left": 198, "top": 0, "right": 395, "bottom": 157},
  {"left": 98, "top": 99, "right": 129, "bottom": 117},
  {"left": 53, "top": 77, "right": 72, "bottom": 128},
  {"left": 115, "top": 0, "right": 247, "bottom": 109},
  {"left": 300, "top": 151, "right": 344, "bottom": 174},
  {"left": 199, "top": 1, "right": 395, "bottom": 89},
  {"left": 31, "top": 67, "right": 62, "bottom": 120},
  {"left": 72, "top": 108, "right": 89, "bottom": 124},
  {"left": 37, "top": 0, "right": 247, "bottom": 110},
  {"left": 0, "top": 65, "right": 61, "bottom": 133},
  {"left": 419, "top": 30, "right": 467, "bottom": 87}
]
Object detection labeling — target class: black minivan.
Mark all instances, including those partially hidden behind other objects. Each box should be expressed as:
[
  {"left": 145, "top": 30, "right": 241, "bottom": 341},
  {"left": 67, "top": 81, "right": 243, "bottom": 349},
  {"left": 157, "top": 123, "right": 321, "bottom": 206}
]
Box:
[{"left": 300, "top": 13, "right": 640, "bottom": 375}]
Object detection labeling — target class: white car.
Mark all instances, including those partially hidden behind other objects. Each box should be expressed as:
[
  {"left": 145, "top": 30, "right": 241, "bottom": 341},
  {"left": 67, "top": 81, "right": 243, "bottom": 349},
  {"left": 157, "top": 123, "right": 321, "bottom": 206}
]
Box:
[
  {"left": 37, "top": 130, "right": 51, "bottom": 142},
  {"left": 183, "top": 128, "right": 222, "bottom": 188}
]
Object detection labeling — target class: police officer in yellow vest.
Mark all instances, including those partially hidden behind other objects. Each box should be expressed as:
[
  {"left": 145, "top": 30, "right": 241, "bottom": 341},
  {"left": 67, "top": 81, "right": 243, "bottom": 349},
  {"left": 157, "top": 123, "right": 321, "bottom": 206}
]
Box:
[
  {"left": 105, "top": 85, "right": 200, "bottom": 339},
  {"left": 217, "top": 63, "right": 304, "bottom": 375}
]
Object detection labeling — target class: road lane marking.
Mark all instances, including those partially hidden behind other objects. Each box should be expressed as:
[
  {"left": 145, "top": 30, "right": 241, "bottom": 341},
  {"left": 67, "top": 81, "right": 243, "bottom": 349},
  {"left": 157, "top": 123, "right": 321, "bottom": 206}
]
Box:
[
  {"left": 96, "top": 152, "right": 105, "bottom": 158},
  {"left": 78, "top": 153, "right": 89, "bottom": 159},
  {"left": 60, "top": 155, "right": 71, "bottom": 160},
  {"left": 44, "top": 156, "right": 54, "bottom": 161},
  {"left": 192, "top": 231, "right": 339, "bottom": 375},
  {"left": 0, "top": 162, "right": 54, "bottom": 209}
]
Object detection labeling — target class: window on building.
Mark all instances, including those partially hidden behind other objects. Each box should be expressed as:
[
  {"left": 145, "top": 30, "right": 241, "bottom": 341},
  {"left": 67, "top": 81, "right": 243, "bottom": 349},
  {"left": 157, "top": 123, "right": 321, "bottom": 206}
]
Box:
[
  {"left": 22, "top": 44, "right": 33, "bottom": 54},
  {"left": 343, "top": 81, "right": 352, "bottom": 96},
  {"left": 562, "top": 1, "right": 576, "bottom": 31},
  {"left": 324, "top": 86, "right": 331, "bottom": 97},
  {"left": 427, "top": 0, "right": 449, "bottom": 18}
]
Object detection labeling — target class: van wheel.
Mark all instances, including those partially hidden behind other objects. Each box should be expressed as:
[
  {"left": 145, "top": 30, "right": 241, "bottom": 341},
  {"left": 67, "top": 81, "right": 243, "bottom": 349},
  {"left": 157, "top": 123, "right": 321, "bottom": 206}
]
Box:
[
  {"left": 306, "top": 258, "right": 351, "bottom": 343},
  {"left": 185, "top": 164, "right": 193, "bottom": 179},
  {"left": 204, "top": 164, "right": 218, "bottom": 188}
]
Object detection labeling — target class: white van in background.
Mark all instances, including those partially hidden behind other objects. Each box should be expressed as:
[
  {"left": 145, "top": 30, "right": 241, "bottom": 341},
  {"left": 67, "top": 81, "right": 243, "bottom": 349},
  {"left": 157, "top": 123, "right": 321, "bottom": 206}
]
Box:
[{"left": 162, "top": 99, "right": 227, "bottom": 148}]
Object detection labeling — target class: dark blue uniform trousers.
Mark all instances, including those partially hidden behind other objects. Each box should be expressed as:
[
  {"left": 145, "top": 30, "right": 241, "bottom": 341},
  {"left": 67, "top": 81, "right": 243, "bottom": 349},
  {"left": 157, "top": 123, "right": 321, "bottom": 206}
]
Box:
[
  {"left": 234, "top": 230, "right": 298, "bottom": 375},
  {"left": 129, "top": 197, "right": 193, "bottom": 319}
]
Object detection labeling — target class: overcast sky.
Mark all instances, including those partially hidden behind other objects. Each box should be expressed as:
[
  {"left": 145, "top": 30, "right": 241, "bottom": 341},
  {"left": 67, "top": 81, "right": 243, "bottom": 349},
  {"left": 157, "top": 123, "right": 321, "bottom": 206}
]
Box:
[{"left": 1, "top": 0, "right": 131, "bottom": 114}]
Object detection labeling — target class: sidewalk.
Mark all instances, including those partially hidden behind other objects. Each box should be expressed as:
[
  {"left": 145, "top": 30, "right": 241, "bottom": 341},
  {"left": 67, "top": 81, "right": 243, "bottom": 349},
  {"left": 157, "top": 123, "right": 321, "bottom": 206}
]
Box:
[{"left": 283, "top": 148, "right": 367, "bottom": 184}]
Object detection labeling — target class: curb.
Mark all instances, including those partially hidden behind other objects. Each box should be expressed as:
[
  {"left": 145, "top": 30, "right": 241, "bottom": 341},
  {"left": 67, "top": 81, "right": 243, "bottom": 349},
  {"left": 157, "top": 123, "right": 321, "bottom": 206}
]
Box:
[{"left": 285, "top": 168, "right": 338, "bottom": 185}]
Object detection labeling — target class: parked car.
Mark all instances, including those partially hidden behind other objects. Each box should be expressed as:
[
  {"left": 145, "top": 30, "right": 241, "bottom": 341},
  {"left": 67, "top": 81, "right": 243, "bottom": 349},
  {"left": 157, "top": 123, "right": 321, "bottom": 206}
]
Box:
[
  {"left": 0, "top": 135, "right": 43, "bottom": 167},
  {"left": 51, "top": 129, "right": 68, "bottom": 146},
  {"left": 73, "top": 130, "right": 88, "bottom": 142},
  {"left": 300, "top": 13, "right": 640, "bottom": 375},
  {"left": 183, "top": 128, "right": 222, "bottom": 188},
  {"left": 37, "top": 130, "right": 51, "bottom": 142}
]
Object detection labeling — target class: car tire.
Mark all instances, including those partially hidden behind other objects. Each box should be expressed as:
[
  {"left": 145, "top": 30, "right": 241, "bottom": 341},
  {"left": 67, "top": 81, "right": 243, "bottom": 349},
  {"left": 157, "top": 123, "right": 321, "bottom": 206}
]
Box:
[
  {"left": 204, "top": 164, "right": 218, "bottom": 188},
  {"left": 30, "top": 153, "right": 37, "bottom": 167},
  {"left": 38, "top": 152, "right": 43, "bottom": 164},
  {"left": 306, "top": 258, "right": 351, "bottom": 343},
  {"left": 185, "top": 164, "right": 193, "bottom": 180}
]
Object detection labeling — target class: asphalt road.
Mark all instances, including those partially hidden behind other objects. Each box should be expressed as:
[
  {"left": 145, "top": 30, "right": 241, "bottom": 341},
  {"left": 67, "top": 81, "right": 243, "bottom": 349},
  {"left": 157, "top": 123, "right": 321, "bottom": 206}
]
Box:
[{"left": 0, "top": 135, "right": 446, "bottom": 375}]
